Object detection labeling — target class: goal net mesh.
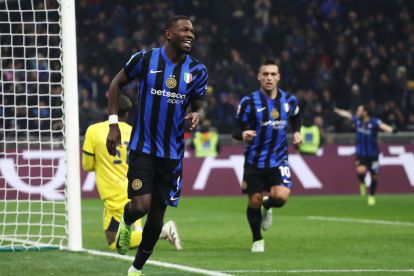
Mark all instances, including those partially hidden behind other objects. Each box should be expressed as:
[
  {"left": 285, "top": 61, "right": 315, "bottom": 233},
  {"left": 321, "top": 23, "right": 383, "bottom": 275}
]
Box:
[{"left": 0, "top": 0, "right": 68, "bottom": 251}]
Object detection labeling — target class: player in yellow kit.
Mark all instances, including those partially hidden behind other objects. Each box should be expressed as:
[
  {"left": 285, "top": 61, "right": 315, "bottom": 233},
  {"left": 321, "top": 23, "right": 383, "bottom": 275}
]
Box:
[{"left": 82, "top": 95, "right": 182, "bottom": 250}]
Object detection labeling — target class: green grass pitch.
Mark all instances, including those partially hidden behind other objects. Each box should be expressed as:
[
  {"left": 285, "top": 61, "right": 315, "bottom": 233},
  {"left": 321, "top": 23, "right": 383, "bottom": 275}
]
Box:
[{"left": 1, "top": 195, "right": 414, "bottom": 275}]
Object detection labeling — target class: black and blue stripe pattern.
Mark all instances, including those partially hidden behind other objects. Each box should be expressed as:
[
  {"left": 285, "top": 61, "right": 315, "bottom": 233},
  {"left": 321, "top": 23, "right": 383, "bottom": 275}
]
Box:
[
  {"left": 124, "top": 47, "right": 208, "bottom": 159},
  {"left": 236, "top": 89, "right": 299, "bottom": 169},
  {"left": 352, "top": 116, "right": 381, "bottom": 157}
]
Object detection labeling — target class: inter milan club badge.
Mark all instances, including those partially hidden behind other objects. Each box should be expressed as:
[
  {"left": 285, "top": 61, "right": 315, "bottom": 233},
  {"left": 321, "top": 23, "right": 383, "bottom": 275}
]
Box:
[
  {"left": 271, "top": 108, "right": 279, "bottom": 119},
  {"left": 166, "top": 75, "right": 177, "bottom": 89},
  {"left": 132, "top": 179, "right": 142, "bottom": 190}
]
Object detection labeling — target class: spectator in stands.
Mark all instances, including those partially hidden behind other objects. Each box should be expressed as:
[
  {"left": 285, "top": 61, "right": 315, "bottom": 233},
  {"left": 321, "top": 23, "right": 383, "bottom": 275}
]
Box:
[{"left": 75, "top": 0, "right": 414, "bottom": 134}]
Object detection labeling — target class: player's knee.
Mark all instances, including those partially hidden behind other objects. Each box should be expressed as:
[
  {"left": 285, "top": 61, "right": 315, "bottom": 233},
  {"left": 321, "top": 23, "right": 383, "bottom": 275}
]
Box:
[
  {"left": 356, "top": 166, "right": 367, "bottom": 175},
  {"left": 129, "top": 202, "right": 150, "bottom": 218},
  {"left": 248, "top": 194, "right": 263, "bottom": 209}
]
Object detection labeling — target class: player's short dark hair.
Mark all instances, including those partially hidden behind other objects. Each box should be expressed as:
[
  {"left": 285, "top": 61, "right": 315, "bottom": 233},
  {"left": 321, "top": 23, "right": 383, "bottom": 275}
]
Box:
[
  {"left": 118, "top": 95, "right": 132, "bottom": 117},
  {"left": 164, "top": 15, "right": 191, "bottom": 32},
  {"left": 361, "top": 104, "right": 373, "bottom": 116},
  {"left": 260, "top": 59, "right": 277, "bottom": 67}
]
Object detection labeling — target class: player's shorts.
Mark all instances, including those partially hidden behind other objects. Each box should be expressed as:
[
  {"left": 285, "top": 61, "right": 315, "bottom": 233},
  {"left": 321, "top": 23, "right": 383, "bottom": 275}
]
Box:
[
  {"left": 241, "top": 163, "right": 292, "bottom": 194},
  {"left": 356, "top": 156, "right": 379, "bottom": 174},
  {"left": 103, "top": 206, "right": 143, "bottom": 232},
  {"left": 103, "top": 206, "right": 123, "bottom": 231},
  {"left": 127, "top": 150, "right": 183, "bottom": 207},
  {"left": 102, "top": 194, "right": 129, "bottom": 231}
]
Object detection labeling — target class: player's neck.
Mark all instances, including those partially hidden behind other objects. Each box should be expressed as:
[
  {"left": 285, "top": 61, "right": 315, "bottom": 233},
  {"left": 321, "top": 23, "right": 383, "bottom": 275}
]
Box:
[
  {"left": 261, "top": 87, "right": 278, "bottom": 99},
  {"left": 163, "top": 45, "right": 186, "bottom": 64}
]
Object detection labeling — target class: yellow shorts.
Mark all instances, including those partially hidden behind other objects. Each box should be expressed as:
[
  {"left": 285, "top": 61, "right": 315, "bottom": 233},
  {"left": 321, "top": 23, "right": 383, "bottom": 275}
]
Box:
[
  {"left": 103, "top": 206, "right": 124, "bottom": 230},
  {"left": 102, "top": 202, "right": 142, "bottom": 231}
]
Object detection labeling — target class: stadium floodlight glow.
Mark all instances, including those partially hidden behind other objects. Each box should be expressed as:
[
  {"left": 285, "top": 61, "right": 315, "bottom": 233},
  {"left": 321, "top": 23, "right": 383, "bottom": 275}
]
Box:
[{"left": 0, "top": 0, "right": 82, "bottom": 252}]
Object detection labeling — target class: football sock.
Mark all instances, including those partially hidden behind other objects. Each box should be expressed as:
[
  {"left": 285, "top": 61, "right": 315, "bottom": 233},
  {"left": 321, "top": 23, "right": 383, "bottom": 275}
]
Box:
[
  {"left": 357, "top": 173, "right": 365, "bottom": 185},
  {"left": 370, "top": 179, "right": 378, "bottom": 195},
  {"left": 133, "top": 220, "right": 163, "bottom": 269},
  {"left": 247, "top": 206, "right": 262, "bottom": 242},
  {"left": 263, "top": 197, "right": 285, "bottom": 209},
  {"left": 123, "top": 202, "right": 135, "bottom": 225}
]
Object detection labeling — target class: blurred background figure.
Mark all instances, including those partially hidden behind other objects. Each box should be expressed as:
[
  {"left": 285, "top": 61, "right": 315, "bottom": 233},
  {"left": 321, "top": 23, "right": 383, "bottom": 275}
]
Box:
[
  {"left": 191, "top": 119, "right": 220, "bottom": 158},
  {"left": 334, "top": 105, "right": 395, "bottom": 206},
  {"left": 73, "top": 1, "right": 414, "bottom": 134},
  {"left": 299, "top": 115, "right": 325, "bottom": 156}
]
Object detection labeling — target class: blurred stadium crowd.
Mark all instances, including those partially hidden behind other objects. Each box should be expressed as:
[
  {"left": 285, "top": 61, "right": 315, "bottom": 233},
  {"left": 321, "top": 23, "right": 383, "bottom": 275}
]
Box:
[{"left": 75, "top": 0, "right": 414, "bottom": 134}]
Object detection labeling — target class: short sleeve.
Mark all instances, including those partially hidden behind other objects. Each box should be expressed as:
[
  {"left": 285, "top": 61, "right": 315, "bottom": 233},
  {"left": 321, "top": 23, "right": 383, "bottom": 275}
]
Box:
[
  {"left": 82, "top": 126, "right": 95, "bottom": 155},
  {"left": 235, "top": 96, "right": 251, "bottom": 124},
  {"left": 123, "top": 50, "right": 145, "bottom": 79},
  {"left": 192, "top": 65, "right": 208, "bottom": 99},
  {"left": 373, "top": 118, "right": 382, "bottom": 128},
  {"left": 352, "top": 115, "right": 358, "bottom": 124},
  {"left": 286, "top": 95, "right": 300, "bottom": 117}
]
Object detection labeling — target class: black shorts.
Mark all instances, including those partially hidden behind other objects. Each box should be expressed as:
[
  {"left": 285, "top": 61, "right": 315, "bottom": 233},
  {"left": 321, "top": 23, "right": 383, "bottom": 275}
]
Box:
[
  {"left": 241, "top": 163, "right": 292, "bottom": 194},
  {"left": 127, "top": 150, "right": 183, "bottom": 207},
  {"left": 356, "top": 156, "right": 379, "bottom": 174}
]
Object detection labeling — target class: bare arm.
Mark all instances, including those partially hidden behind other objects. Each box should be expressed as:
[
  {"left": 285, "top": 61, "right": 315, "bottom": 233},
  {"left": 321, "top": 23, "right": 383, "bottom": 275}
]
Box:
[
  {"left": 379, "top": 122, "right": 394, "bottom": 133},
  {"left": 334, "top": 107, "right": 353, "bottom": 120},
  {"left": 106, "top": 70, "right": 132, "bottom": 156},
  {"left": 108, "top": 70, "right": 132, "bottom": 115},
  {"left": 185, "top": 98, "right": 205, "bottom": 131}
]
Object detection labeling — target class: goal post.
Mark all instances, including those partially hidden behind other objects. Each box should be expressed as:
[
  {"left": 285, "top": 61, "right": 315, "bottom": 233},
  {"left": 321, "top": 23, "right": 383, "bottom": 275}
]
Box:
[
  {"left": 0, "top": 0, "right": 82, "bottom": 251},
  {"left": 61, "top": 0, "right": 82, "bottom": 252}
]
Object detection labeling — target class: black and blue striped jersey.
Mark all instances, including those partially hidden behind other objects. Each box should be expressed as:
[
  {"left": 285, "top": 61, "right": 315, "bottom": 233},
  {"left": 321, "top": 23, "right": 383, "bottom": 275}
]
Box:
[
  {"left": 236, "top": 89, "right": 299, "bottom": 169},
  {"left": 123, "top": 47, "right": 208, "bottom": 159},
  {"left": 352, "top": 116, "right": 381, "bottom": 158}
]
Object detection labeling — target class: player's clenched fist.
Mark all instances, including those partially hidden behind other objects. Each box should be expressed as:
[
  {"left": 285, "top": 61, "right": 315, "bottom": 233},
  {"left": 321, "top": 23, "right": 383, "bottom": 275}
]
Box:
[
  {"left": 242, "top": 130, "right": 256, "bottom": 143},
  {"left": 106, "top": 124, "right": 121, "bottom": 156}
]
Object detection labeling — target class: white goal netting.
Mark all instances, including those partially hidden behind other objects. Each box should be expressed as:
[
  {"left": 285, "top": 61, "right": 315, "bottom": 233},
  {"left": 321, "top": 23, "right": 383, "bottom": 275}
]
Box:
[{"left": 0, "top": 0, "right": 69, "bottom": 251}]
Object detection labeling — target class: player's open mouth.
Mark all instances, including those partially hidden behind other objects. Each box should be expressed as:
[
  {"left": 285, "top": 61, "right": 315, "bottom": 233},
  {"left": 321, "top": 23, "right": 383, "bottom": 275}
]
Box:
[{"left": 183, "top": 40, "right": 192, "bottom": 48}]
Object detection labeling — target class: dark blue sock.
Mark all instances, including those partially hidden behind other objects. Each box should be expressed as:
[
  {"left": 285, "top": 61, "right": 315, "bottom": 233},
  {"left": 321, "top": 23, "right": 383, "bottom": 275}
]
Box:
[{"left": 246, "top": 206, "right": 262, "bottom": 242}]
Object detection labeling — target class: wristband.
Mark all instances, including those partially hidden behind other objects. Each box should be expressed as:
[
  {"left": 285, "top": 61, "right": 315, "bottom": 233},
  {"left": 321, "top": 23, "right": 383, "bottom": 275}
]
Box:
[{"left": 108, "top": 114, "right": 118, "bottom": 125}]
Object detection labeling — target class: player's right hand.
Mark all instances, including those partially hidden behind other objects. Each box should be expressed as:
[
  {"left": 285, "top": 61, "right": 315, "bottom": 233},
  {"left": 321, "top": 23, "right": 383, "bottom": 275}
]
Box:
[
  {"left": 242, "top": 130, "right": 256, "bottom": 143},
  {"left": 106, "top": 124, "right": 121, "bottom": 156}
]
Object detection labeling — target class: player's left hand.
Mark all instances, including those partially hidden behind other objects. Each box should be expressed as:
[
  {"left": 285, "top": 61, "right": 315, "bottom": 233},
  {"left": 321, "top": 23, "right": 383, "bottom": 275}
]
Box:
[
  {"left": 185, "top": 112, "right": 201, "bottom": 131},
  {"left": 106, "top": 124, "right": 121, "bottom": 156},
  {"left": 292, "top": 131, "right": 301, "bottom": 145}
]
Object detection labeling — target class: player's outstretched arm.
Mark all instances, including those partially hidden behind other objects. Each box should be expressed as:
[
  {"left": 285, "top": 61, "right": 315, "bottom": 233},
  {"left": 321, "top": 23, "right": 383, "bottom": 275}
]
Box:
[
  {"left": 333, "top": 107, "right": 353, "bottom": 120},
  {"left": 379, "top": 122, "right": 395, "bottom": 133},
  {"left": 106, "top": 70, "right": 132, "bottom": 156}
]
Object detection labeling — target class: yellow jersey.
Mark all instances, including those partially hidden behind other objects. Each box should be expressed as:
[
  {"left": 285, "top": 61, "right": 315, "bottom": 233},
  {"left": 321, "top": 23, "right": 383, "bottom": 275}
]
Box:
[{"left": 82, "top": 121, "right": 131, "bottom": 210}]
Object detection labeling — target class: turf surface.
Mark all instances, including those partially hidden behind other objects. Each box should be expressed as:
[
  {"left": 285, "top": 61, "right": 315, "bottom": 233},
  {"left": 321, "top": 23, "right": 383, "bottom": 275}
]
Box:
[{"left": 1, "top": 195, "right": 413, "bottom": 275}]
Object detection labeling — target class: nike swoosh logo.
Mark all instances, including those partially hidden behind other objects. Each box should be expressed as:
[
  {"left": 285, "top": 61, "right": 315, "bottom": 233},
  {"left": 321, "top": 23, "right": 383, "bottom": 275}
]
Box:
[
  {"left": 170, "top": 176, "right": 181, "bottom": 201},
  {"left": 150, "top": 69, "right": 163, "bottom": 74},
  {"left": 257, "top": 107, "right": 266, "bottom": 112},
  {"left": 170, "top": 196, "right": 179, "bottom": 201},
  {"left": 282, "top": 179, "right": 290, "bottom": 184}
]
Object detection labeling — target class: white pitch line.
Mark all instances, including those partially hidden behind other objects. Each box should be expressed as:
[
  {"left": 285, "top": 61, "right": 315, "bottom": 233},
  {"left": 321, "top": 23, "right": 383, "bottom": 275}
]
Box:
[
  {"left": 307, "top": 216, "right": 414, "bottom": 227},
  {"left": 221, "top": 269, "right": 414, "bottom": 273},
  {"left": 84, "top": 249, "right": 233, "bottom": 276}
]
